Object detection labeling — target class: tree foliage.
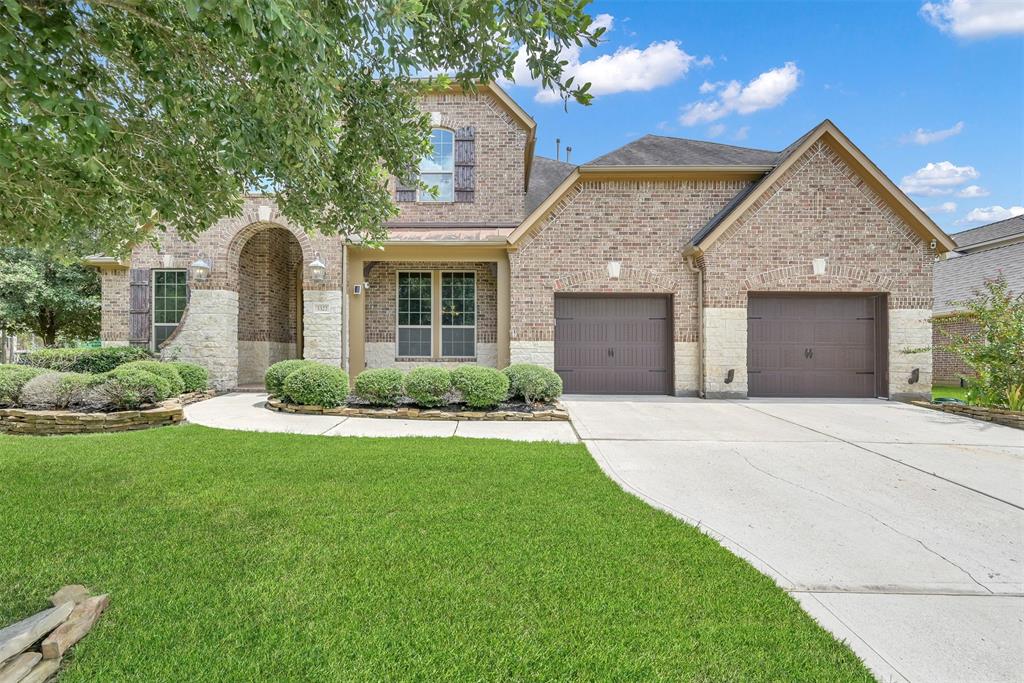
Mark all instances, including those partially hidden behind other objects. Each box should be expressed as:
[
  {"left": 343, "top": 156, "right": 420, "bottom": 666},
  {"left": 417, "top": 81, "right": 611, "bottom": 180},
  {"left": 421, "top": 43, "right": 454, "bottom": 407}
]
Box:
[
  {"left": 1, "top": 1, "right": 603, "bottom": 255},
  {"left": 0, "top": 247, "right": 101, "bottom": 345},
  {"left": 938, "top": 276, "right": 1024, "bottom": 408}
]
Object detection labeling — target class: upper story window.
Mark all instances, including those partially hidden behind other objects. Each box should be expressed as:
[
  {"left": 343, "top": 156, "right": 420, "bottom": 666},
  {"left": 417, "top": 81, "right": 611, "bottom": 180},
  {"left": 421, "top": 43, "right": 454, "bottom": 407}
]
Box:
[{"left": 418, "top": 129, "right": 454, "bottom": 202}]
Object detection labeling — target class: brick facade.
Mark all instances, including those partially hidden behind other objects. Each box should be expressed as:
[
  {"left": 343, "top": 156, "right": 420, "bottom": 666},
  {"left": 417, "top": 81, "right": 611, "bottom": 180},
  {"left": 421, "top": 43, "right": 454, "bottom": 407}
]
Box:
[
  {"left": 99, "top": 269, "right": 129, "bottom": 345},
  {"left": 391, "top": 90, "right": 528, "bottom": 225},
  {"left": 237, "top": 227, "right": 301, "bottom": 345},
  {"left": 932, "top": 314, "right": 977, "bottom": 385}
]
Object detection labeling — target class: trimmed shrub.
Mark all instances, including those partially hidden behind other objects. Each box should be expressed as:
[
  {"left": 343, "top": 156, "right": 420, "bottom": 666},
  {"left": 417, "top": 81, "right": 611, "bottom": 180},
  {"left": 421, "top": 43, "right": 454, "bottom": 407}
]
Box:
[
  {"left": 19, "top": 372, "right": 98, "bottom": 410},
  {"left": 504, "top": 364, "right": 563, "bottom": 404},
  {"left": 451, "top": 365, "right": 509, "bottom": 409},
  {"left": 282, "top": 364, "right": 349, "bottom": 408},
  {"left": 354, "top": 368, "right": 405, "bottom": 406},
  {"left": 117, "top": 361, "right": 185, "bottom": 396},
  {"left": 404, "top": 367, "right": 452, "bottom": 408},
  {"left": 168, "top": 362, "right": 209, "bottom": 393},
  {"left": 92, "top": 367, "right": 173, "bottom": 410},
  {"left": 0, "top": 365, "right": 51, "bottom": 406},
  {"left": 23, "top": 346, "right": 151, "bottom": 373},
  {"left": 265, "top": 359, "right": 316, "bottom": 398}
]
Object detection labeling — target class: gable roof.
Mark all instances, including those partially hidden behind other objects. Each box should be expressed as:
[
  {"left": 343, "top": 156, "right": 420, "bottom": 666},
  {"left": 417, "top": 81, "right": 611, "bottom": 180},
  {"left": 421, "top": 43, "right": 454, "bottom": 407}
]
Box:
[
  {"left": 526, "top": 156, "right": 576, "bottom": 216},
  {"left": 951, "top": 215, "right": 1024, "bottom": 250},
  {"left": 685, "top": 120, "right": 958, "bottom": 255},
  {"left": 934, "top": 240, "right": 1024, "bottom": 313},
  {"left": 589, "top": 134, "right": 779, "bottom": 168}
]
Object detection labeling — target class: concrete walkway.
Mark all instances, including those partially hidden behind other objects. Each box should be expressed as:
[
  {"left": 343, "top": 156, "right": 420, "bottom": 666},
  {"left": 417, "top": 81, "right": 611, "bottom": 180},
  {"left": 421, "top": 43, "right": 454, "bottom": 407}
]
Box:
[
  {"left": 184, "top": 392, "right": 578, "bottom": 443},
  {"left": 563, "top": 396, "right": 1024, "bottom": 683}
]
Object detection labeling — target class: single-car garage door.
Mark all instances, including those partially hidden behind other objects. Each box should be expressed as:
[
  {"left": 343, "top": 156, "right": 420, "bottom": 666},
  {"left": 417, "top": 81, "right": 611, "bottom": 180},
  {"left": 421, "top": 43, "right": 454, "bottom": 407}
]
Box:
[
  {"left": 747, "top": 294, "right": 887, "bottom": 398},
  {"left": 554, "top": 295, "right": 672, "bottom": 394}
]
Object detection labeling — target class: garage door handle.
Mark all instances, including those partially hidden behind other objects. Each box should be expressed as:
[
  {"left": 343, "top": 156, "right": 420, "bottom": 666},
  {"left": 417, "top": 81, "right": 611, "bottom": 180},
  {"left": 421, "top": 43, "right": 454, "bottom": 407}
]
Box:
[
  {"left": 804, "top": 348, "right": 814, "bottom": 359},
  {"left": 608, "top": 348, "right": 614, "bottom": 357}
]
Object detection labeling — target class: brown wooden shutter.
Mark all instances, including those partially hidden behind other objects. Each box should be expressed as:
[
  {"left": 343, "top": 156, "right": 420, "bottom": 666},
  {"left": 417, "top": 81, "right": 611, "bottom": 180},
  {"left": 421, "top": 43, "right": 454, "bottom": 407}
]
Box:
[
  {"left": 395, "top": 168, "right": 417, "bottom": 203},
  {"left": 128, "top": 268, "right": 151, "bottom": 347},
  {"left": 454, "top": 126, "right": 475, "bottom": 203}
]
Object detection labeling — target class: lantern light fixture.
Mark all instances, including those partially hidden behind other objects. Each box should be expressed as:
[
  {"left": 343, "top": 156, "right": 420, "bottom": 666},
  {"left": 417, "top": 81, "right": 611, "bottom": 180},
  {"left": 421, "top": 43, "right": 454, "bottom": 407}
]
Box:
[
  {"left": 607, "top": 261, "right": 622, "bottom": 279},
  {"left": 309, "top": 252, "right": 327, "bottom": 282},
  {"left": 189, "top": 256, "right": 212, "bottom": 282}
]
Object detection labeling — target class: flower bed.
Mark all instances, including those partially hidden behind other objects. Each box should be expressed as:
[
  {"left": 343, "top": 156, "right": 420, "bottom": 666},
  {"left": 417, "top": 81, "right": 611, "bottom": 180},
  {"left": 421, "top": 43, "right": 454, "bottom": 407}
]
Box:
[
  {"left": 912, "top": 400, "right": 1024, "bottom": 430},
  {"left": 266, "top": 398, "right": 569, "bottom": 421}
]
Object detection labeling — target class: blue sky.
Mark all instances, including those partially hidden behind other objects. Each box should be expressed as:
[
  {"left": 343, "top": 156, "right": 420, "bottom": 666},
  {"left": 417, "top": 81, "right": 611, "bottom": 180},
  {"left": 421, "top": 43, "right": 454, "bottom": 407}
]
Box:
[{"left": 500, "top": 0, "right": 1023, "bottom": 235}]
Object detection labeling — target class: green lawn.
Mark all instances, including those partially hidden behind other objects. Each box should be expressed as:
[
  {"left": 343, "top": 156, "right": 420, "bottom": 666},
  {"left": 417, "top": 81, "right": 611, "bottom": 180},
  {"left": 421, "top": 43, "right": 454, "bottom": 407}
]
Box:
[
  {"left": 933, "top": 385, "right": 968, "bottom": 401},
  {"left": 0, "top": 426, "right": 871, "bottom": 681}
]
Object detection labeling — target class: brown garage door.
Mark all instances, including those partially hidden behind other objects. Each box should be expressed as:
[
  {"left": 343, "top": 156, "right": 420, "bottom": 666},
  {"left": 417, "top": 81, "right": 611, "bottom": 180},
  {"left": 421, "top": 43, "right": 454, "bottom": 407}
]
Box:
[
  {"left": 554, "top": 295, "right": 672, "bottom": 394},
  {"left": 747, "top": 295, "right": 886, "bottom": 398}
]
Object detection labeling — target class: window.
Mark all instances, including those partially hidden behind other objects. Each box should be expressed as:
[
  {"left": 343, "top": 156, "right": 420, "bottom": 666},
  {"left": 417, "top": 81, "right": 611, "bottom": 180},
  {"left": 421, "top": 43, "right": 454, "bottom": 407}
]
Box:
[
  {"left": 441, "top": 272, "right": 475, "bottom": 358},
  {"left": 418, "top": 129, "right": 454, "bottom": 202},
  {"left": 397, "top": 272, "right": 432, "bottom": 357},
  {"left": 152, "top": 270, "right": 187, "bottom": 349}
]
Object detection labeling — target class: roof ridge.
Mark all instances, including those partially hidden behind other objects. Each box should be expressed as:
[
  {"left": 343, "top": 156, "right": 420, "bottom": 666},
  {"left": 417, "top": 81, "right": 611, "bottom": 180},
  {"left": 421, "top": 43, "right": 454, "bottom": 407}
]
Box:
[{"left": 637, "top": 132, "right": 779, "bottom": 155}]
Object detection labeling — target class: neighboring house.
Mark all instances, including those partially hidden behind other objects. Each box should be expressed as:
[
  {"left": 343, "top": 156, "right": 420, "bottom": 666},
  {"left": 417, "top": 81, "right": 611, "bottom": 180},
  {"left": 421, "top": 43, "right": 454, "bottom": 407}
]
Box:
[
  {"left": 932, "top": 215, "right": 1024, "bottom": 385},
  {"left": 87, "top": 82, "right": 956, "bottom": 399}
]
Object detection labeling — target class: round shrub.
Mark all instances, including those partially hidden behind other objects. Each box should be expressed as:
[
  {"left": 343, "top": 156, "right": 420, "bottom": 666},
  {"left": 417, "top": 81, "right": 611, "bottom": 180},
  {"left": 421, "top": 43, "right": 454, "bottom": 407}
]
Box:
[
  {"left": 282, "top": 364, "right": 349, "bottom": 408},
  {"left": 117, "top": 361, "right": 185, "bottom": 396},
  {"left": 0, "top": 365, "right": 50, "bottom": 406},
  {"left": 19, "top": 372, "right": 97, "bottom": 410},
  {"left": 94, "top": 367, "right": 173, "bottom": 410},
  {"left": 451, "top": 365, "right": 509, "bottom": 409},
  {"left": 503, "top": 364, "right": 563, "bottom": 404},
  {"left": 403, "top": 367, "right": 452, "bottom": 408},
  {"left": 354, "top": 368, "right": 405, "bottom": 406},
  {"left": 168, "top": 362, "right": 208, "bottom": 393},
  {"left": 265, "top": 359, "right": 316, "bottom": 398}
]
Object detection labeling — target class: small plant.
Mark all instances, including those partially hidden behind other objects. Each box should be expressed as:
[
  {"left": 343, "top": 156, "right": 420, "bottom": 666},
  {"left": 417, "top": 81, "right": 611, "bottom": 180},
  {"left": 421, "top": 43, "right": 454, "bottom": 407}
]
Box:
[
  {"left": 0, "top": 365, "right": 50, "bottom": 406},
  {"left": 404, "top": 367, "right": 452, "bottom": 408},
  {"left": 1006, "top": 384, "right": 1024, "bottom": 412},
  {"left": 354, "top": 368, "right": 405, "bottom": 406},
  {"left": 117, "top": 361, "right": 186, "bottom": 396},
  {"left": 18, "top": 372, "right": 98, "bottom": 409},
  {"left": 265, "top": 359, "right": 316, "bottom": 398},
  {"left": 451, "top": 365, "right": 509, "bottom": 409},
  {"left": 94, "top": 367, "right": 173, "bottom": 410},
  {"left": 168, "top": 362, "right": 209, "bottom": 393},
  {"left": 503, "top": 364, "right": 563, "bottom": 404},
  {"left": 282, "top": 364, "right": 349, "bottom": 408},
  {"left": 23, "top": 346, "right": 152, "bottom": 373}
]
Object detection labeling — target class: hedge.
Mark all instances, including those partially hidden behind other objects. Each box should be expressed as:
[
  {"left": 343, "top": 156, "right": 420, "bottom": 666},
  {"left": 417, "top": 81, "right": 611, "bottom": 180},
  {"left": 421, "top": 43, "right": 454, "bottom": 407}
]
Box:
[
  {"left": 0, "top": 365, "right": 51, "bottom": 406},
  {"left": 282, "top": 364, "right": 349, "bottom": 408},
  {"left": 265, "top": 359, "right": 317, "bottom": 399},
  {"left": 117, "top": 361, "right": 186, "bottom": 396},
  {"left": 354, "top": 368, "right": 405, "bottom": 406},
  {"left": 451, "top": 365, "right": 509, "bottom": 409},
  {"left": 503, "top": 364, "right": 563, "bottom": 404},
  {"left": 404, "top": 367, "right": 452, "bottom": 408},
  {"left": 168, "top": 361, "right": 209, "bottom": 393},
  {"left": 22, "top": 346, "right": 152, "bottom": 373},
  {"left": 97, "top": 367, "right": 173, "bottom": 410}
]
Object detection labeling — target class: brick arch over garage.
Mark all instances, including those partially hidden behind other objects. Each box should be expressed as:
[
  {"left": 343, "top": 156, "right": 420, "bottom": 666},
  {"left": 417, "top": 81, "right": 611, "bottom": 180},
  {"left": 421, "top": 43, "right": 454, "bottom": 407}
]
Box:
[{"left": 553, "top": 268, "right": 678, "bottom": 293}]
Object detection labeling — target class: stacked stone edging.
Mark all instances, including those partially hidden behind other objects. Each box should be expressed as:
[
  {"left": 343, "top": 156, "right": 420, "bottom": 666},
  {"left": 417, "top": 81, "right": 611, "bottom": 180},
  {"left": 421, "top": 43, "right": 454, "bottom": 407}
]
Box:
[
  {"left": 912, "top": 401, "right": 1024, "bottom": 430},
  {"left": 0, "top": 391, "right": 214, "bottom": 436},
  {"left": 265, "top": 398, "right": 570, "bottom": 421}
]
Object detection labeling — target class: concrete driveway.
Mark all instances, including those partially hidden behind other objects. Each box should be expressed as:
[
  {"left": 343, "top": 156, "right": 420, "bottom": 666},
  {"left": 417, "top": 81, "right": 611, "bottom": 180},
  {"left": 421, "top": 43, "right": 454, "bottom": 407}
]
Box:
[{"left": 563, "top": 396, "right": 1024, "bottom": 683}]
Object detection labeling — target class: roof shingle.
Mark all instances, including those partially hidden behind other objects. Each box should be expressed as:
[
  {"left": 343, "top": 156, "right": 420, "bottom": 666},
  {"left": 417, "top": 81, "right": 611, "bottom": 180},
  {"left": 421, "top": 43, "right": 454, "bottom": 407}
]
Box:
[{"left": 587, "top": 134, "right": 779, "bottom": 167}]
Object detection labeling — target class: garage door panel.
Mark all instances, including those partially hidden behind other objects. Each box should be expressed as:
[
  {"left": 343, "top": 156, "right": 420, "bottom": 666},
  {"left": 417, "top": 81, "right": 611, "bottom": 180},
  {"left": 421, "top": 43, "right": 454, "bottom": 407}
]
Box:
[
  {"left": 749, "top": 294, "right": 882, "bottom": 398},
  {"left": 554, "top": 295, "right": 671, "bottom": 395}
]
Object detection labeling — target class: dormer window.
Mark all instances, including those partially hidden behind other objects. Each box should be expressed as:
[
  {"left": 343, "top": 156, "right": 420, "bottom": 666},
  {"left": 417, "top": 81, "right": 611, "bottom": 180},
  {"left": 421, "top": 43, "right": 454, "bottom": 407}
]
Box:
[{"left": 418, "top": 129, "right": 454, "bottom": 202}]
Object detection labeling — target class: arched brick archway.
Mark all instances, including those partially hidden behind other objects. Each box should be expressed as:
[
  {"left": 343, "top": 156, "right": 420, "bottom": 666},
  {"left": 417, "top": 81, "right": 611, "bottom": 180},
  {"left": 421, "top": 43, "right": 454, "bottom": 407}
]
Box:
[{"left": 224, "top": 220, "right": 316, "bottom": 292}]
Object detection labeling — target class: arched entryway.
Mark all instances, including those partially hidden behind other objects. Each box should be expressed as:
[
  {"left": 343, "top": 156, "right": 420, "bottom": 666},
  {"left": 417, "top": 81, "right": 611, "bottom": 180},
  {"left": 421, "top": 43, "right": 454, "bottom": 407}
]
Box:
[{"left": 236, "top": 226, "right": 304, "bottom": 386}]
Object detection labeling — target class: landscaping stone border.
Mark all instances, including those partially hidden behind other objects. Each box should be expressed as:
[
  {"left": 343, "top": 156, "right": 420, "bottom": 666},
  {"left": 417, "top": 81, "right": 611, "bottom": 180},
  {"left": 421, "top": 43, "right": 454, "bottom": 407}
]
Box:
[
  {"left": 265, "top": 398, "right": 570, "bottom": 421},
  {"left": 0, "top": 390, "right": 216, "bottom": 436},
  {"left": 912, "top": 401, "right": 1024, "bottom": 430}
]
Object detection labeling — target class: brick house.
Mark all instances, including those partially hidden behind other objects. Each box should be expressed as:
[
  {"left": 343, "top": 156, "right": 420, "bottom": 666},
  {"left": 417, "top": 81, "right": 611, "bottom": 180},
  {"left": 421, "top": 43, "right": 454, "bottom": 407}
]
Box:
[
  {"left": 932, "top": 215, "right": 1024, "bottom": 386},
  {"left": 88, "top": 82, "right": 957, "bottom": 399}
]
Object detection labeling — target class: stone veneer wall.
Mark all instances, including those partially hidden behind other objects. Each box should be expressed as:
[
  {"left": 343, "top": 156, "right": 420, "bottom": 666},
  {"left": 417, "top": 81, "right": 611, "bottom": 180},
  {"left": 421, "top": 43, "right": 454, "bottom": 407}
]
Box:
[
  {"left": 698, "top": 139, "right": 935, "bottom": 399},
  {"left": 363, "top": 261, "right": 498, "bottom": 367},
  {"left": 303, "top": 290, "right": 343, "bottom": 367},
  {"left": 509, "top": 178, "right": 750, "bottom": 395},
  {"left": 932, "top": 314, "right": 976, "bottom": 385},
  {"left": 160, "top": 289, "right": 239, "bottom": 390},
  {"left": 391, "top": 90, "right": 527, "bottom": 225}
]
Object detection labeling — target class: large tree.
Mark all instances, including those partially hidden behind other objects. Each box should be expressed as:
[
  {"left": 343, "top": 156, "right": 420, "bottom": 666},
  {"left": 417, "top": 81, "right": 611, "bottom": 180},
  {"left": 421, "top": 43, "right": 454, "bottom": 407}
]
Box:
[
  {"left": 0, "top": 247, "right": 101, "bottom": 346},
  {"left": 0, "top": 1, "right": 601, "bottom": 256}
]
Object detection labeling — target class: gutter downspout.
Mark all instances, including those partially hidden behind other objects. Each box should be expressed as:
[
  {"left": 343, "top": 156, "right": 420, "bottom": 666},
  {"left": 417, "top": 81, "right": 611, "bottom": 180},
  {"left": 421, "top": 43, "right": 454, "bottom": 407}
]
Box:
[{"left": 685, "top": 251, "right": 705, "bottom": 399}]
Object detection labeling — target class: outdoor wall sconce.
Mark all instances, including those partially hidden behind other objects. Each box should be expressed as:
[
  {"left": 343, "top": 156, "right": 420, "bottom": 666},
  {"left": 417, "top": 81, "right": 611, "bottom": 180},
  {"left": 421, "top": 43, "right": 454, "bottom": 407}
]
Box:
[
  {"left": 189, "top": 256, "right": 211, "bottom": 282},
  {"left": 607, "top": 261, "right": 622, "bottom": 279},
  {"left": 909, "top": 368, "right": 920, "bottom": 385},
  {"left": 812, "top": 257, "right": 828, "bottom": 276},
  {"left": 724, "top": 369, "right": 735, "bottom": 384},
  {"left": 309, "top": 252, "right": 327, "bottom": 283}
]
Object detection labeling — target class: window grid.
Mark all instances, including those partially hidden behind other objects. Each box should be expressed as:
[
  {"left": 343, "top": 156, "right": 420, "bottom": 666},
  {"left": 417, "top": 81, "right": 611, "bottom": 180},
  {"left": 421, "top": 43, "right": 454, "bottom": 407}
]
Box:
[
  {"left": 441, "top": 272, "right": 475, "bottom": 358},
  {"left": 152, "top": 270, "right": 187, "bottom": 349},
  {"left": 418, "top": 129, "right": 454, "bottom": 202},
  {"left": 397, "top": 272, "right": 433, "bottom": 357}
]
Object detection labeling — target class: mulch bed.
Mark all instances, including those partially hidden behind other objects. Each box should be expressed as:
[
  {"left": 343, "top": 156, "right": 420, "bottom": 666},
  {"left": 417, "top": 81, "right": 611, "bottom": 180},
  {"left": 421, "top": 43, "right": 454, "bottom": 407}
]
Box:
[{"left": 265, "top": 398, "right": 570, "bottom": 421}]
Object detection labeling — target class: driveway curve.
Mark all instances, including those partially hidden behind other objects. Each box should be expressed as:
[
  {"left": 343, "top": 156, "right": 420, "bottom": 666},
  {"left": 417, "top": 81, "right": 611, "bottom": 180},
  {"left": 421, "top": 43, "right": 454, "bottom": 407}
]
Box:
[{"left": 564, "top": 396, "right": 1024, "bottom": 683}]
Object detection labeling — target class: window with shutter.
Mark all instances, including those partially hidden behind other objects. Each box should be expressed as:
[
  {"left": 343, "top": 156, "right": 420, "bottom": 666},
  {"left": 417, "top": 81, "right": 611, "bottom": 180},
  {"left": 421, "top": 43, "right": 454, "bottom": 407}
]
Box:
[
  {"left": 454, "top": 126, "right": 475, "bottom": 203},
  {"left": 128, "top": 268, "right": 151, "bottom": 347}
]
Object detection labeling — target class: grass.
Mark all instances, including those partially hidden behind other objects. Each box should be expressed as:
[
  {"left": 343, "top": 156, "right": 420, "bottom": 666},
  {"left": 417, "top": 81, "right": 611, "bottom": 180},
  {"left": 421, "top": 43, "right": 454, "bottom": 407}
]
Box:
[
  {"left": 933, "top": 384, "right": 968, "bottom": 401},
  {"left": 0, "top": 426, "right": 872, "bottom": 681}
]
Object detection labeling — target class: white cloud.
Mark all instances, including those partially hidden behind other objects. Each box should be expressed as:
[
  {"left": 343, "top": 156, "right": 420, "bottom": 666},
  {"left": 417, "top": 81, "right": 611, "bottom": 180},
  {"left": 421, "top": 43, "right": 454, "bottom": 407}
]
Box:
[
  {"left": 508, "top": 14, "right": 696, "bottom": 103},
  {"left": 926, "top": 201, "right": 958, "bottom": 213},
  {"left": 957, "top": 184, "right": 990, "bottom": 197},
  {"left": 679, "top": 62, "right": 801, "bottom": 126},
  {"left": 699, "top": 80, "right": 722, "bottom": 94},
  {"left": 920, "top": 0, "right": 1024, "bottom": 38},
  {"left": 734, "top": 126, "right": 750, "bottom": 141},
  {"left": 900, "top": 121, "right": 965, "bottom": 145},
  {"left": 962, "top": 205, "right": 1024, "bottom": 223},
  {"left": 707, "top": 123, "right": 726, "bottom": 138},
  {"left": 899, "top": 161, "right": 979, "bottom": 196}
]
